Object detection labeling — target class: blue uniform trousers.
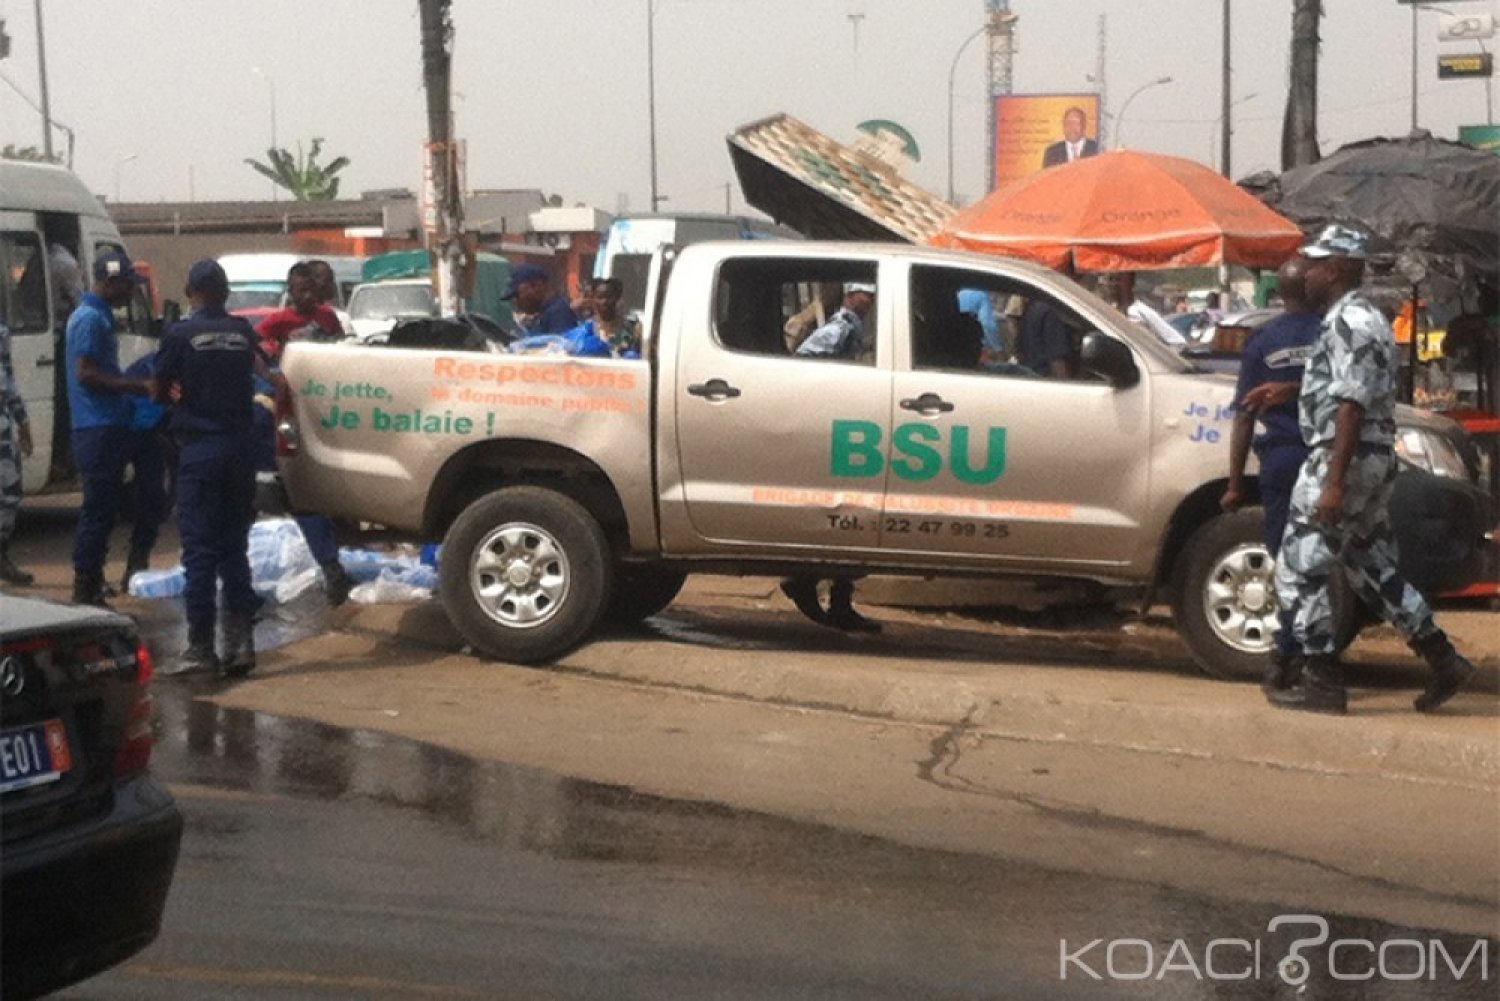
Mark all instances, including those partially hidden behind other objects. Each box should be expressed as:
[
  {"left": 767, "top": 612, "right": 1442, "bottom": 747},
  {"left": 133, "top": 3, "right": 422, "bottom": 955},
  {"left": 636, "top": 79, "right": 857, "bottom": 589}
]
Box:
[
  {"left": 71, "top": 425, "right": 131, "bottom": 576},
  {"left": 177, "top": 435, "right": 257, "bottom": 642},
  {"left": 295, "top": 513, "right": 339, "bottom": 566},
  {"left": 124, "top": 427, "right": 168, "bottom": 559}
]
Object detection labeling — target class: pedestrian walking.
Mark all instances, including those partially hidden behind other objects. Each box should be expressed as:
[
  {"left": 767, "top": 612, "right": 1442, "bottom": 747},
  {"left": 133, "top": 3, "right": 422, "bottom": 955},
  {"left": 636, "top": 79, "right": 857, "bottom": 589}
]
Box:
[
  {"left": 1219, "top": 257, "right": 1320, "bottom": 691},
  {"left": 153, "top": 260, "right": 267, "bottom": 675},
  {"left": 65, "top": 251, "right": 152, "bottom": 606},
  {"left": 1254, "top": 225, "right": 1475, "bottom": 714},
  {"left": 1, "top": 320, "right": 36, "bottom": 586}
]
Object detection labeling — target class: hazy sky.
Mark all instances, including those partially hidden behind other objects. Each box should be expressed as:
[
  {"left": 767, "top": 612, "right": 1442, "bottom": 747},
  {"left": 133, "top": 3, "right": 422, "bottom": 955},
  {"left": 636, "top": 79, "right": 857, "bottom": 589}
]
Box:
[{"left": 0, "top": 1, "right": 1493, "bottom": 212}]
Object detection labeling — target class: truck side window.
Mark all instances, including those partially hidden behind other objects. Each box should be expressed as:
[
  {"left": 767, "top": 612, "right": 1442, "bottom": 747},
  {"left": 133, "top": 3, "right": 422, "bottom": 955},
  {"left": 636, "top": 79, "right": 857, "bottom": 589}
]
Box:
[
  {"left": 909, "top": 265, "right": 1098, "bottom": 381},
  {"left": 2, "top": 233, "right": 50, "bottom": 334},
  {"left": 713, "top": 257, "right": 878, "bottom": 364}
]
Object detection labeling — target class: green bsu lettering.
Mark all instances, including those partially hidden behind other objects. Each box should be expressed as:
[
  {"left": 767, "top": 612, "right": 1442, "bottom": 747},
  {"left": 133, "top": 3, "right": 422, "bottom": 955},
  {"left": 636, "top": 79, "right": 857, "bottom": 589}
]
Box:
[{"left": 830, "top": 420, "right": 1007, "bottom": 484}]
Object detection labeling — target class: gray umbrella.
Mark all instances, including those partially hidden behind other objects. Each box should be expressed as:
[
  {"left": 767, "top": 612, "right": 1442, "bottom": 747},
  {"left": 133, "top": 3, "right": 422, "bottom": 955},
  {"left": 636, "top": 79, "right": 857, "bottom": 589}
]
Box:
[{"left": 1260, "top": 131, "right": 1500, "bottom": 299}]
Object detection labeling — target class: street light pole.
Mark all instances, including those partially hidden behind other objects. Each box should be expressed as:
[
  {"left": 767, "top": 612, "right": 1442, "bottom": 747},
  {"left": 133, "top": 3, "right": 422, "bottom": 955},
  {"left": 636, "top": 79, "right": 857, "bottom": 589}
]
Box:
[
  {"left": 647, "top": 0, "right": 661, "bottom": 213},
  {"left": 1411, "top": 2, "right": 1420, "bottom": 130},
  {"left": 946, "top": 24, "right": 987, "bottom": 204},
  {"left": 113, "top": 153, "right": 137, "bottom": 202},
  {"left": 33, "top": 0, "right": 52, "bottom": 159},
  {"left": 1114, "top": 76, "right": 1172, "bottom": 148},
  {"left": 251, "top": 66, "right": 279, "bottom": 201},
  {"left": 1211, "top": 93, "right": 1257, "bottom": 170}
]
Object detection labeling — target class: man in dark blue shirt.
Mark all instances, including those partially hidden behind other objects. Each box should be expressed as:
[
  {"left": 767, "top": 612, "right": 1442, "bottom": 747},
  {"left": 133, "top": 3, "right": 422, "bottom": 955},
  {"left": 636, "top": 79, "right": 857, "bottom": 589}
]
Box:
[
  {"left": 154, "top": 260, "right": 269, "bottom": 676},
  {"left": 1014, "top": 296, "right": 1077, "bottom": 378},
  {"left": 504, "top": 263, "right": 579, "bottom": 337},
  {"left": 65, "top": 251, "right": 152, "bottom": 605},
  {"left": 1221, "top": 257, "right": 1321, "bottom": 691}
]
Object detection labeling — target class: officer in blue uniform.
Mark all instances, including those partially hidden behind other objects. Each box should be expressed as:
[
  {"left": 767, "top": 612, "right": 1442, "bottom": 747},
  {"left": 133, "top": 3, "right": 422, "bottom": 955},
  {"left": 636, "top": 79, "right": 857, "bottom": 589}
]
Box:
[
  {"left": 65, "top": 251, "right": 152, "bottom": 605},
  {"left": 1220, "top": 257, "right": 1321, "bottom": 692},
  {"left": 153, "top": 260, "right": 268, "bottom": 675}
]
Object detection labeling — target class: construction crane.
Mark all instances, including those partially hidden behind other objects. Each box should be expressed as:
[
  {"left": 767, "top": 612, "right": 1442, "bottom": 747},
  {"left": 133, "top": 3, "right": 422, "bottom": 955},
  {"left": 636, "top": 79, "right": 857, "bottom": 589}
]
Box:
[{"left": 984, "top": 0, "right": 1018, "bottom": 191}]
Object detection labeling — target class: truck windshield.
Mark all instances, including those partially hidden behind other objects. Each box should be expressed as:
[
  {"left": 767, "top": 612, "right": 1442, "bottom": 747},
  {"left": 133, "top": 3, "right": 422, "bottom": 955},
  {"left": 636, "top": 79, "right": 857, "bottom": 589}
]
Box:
[
  {"left": 227, "top": 283, "right": 285, "bottom": 312},
  {"left": 351, "top": 284, "right": 437, "bottom": 322}
]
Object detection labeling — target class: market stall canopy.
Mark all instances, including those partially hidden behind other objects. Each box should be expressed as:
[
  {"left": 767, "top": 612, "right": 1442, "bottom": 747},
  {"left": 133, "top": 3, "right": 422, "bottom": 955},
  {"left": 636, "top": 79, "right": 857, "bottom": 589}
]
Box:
[
  {"left": 930, "top": 149, "right": 1304, "bottom": 271},
  {"left": 728, "top": 113, "right": 956, "bottom": 243},
  {"left": 1257, "top": 132, "right": 1500, "bottom": 288}
]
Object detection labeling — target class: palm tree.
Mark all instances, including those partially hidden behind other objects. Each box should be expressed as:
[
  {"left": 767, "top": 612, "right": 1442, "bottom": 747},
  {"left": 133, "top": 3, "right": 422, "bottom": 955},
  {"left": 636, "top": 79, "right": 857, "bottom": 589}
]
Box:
[{"left": 244, "top": 138, "right": 350, "bottom": 201}]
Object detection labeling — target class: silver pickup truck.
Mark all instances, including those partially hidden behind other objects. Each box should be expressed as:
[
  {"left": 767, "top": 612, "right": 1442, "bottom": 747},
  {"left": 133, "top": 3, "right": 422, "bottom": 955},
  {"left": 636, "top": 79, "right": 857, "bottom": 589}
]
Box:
[{"left": 277, "top": 241, "right": 1488, "bottom": 679}]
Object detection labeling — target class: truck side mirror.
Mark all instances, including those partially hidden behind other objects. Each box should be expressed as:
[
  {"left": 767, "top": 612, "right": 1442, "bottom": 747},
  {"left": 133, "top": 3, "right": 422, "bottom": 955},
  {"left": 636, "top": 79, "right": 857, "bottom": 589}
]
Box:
[{"left": 1081, "top": 332, "right": 1139, "bottom": 388}]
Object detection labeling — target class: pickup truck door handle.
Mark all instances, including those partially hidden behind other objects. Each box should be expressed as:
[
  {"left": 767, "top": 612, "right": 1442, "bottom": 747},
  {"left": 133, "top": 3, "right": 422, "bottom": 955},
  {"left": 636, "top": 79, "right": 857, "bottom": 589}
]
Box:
[
  {"left": 35, "top": 355, "right": 55, "bottom": 368},
  {"left": 899, "top": 392, "right": 955, "bottom": 415},
  {"left": 687, "top": 378, "right": 742, "bottom": 401}
]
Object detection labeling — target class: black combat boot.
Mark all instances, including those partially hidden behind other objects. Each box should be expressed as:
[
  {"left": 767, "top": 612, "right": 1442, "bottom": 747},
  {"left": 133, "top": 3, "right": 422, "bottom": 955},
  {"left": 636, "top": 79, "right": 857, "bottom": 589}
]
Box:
[
  {"left": 120, "top": 548, "right": 150, "bottom": 595},
  {"left": 1268, "top": 654, "right": 1347, "bottom": 715},
  {"left": 0, "top": 544, "right": 34, "bottom": 586},
  {"left": 321, "top": 561, "right": 354, "bottom": 608},
  {"left": 1262, "top": 650, "right": 1304, "bottom": 694},
  {"left": 779, "top": 578, "right": 829, "bottom": 626},
  {"left": 824, "top": 579, "right": 882, "bottom": 633},
  {"left": 1410, "top": 631, "right": 1475, "bottom": 713},
  {"left": 220, "top": 612, "right": 256, "bottom": 678},
  {"left": 70, "top": 571, "right": 111, "bottom": 608},
  {"left": 178, "top": 628, "right": 219, "bottom": 675}
]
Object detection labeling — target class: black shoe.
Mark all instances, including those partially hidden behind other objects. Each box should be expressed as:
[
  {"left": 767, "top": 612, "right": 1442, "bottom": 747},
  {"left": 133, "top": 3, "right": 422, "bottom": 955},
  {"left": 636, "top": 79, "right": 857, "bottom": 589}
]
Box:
[
  {"left": 780, "top": 578, "right": 829, "bottom": 625},
  {"left": 0, "top": 552, "right": 34, "bottom": 587},
  {"left": 1262, "top": 650, "right": 1303, "bottom": 693},
  {"left": 322, "top": 561, "right": 354, "bottom": 608},
  {"left": 1268, "top": 655, "right": 1347, "bottom": 715},
  {"left": 176, "top": 643, "right": 220, "bottom": 676},
  {"left": 220, "top": 613, "right": 257, "bottom": 678},
  {"left": 1411, "top": 632, "right": 1475, "bottom": 712},
  {"left": 70, "top": 573, "right": 111, "bottom": 608},
  {"left": 826, "top": 606, "right": 882, "bottom": 633}
]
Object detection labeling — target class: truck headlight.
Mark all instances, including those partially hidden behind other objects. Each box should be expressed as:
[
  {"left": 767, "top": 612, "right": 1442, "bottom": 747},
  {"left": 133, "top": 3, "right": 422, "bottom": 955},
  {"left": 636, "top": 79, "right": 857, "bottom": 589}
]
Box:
[{"left": 1394, "top": 427, "right": 1468, "bottom": 479}]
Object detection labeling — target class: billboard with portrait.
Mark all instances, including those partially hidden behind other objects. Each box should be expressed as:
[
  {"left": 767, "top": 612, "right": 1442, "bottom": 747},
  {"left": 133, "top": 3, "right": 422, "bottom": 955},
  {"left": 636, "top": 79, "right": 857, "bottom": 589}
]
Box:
[{"left": 993, "top": 93, "right": 1102, "bottom": 191}]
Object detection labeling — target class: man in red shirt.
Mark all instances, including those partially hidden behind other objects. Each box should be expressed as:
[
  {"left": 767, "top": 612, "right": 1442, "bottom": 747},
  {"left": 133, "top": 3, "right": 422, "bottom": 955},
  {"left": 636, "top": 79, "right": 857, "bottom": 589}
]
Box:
[{"left": 257, "top": 262, "right": 341, "bottom": 364}]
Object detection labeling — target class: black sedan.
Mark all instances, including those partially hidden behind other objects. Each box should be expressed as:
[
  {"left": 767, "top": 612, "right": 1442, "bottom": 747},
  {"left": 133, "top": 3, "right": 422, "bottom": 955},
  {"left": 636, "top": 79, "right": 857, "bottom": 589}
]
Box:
[{"left": 1, "top": 595, "right": 183, "bottom": 1000}]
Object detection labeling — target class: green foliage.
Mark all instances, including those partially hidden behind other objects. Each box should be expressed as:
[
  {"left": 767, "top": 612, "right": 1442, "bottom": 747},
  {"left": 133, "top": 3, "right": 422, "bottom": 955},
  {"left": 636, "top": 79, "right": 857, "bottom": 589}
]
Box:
[
  {"left": 2, "top": 143, "right": 61, "bottom": 164},
  {"left": 244, "top": 138, "right": 350, "bottom": 201}
]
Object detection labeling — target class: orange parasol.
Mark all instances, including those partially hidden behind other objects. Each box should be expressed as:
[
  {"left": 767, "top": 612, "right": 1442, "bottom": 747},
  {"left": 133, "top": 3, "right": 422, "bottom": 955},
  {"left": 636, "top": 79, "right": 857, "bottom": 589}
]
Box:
[{"left": 930, "top": 149, "right": 1304, "bottom": 271}]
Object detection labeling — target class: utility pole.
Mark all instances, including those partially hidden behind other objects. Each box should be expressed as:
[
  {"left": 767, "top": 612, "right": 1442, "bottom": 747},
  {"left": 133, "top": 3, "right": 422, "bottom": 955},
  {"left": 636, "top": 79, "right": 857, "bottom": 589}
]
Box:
[
  {"left": 420, "top": 0, "right": 463, "bottom": 317},
  {"left": 647, "top": 1, "right": 661, "bottom": 212},
  {"left": 34, "top": 0, "right": 53, "bottom": 160},
  {"left": 1282, "top": 0, "right": 1321, "bottom": 169},
  {"left": 984, "top": 0, "right": 1017, "bottom": 192},
  {"left": 1220, "top": 0, "right": 1232, "bottom": 179},
  {"left": 1093, "top": 13, "right": 1108, "bottom": 148}
]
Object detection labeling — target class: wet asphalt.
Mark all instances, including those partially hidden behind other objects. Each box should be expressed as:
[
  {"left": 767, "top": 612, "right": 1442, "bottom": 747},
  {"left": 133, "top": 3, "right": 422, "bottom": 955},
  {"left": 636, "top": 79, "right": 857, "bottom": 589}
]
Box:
[{"left": 48, "top": 623, "right": 1493, "bottom": 999}]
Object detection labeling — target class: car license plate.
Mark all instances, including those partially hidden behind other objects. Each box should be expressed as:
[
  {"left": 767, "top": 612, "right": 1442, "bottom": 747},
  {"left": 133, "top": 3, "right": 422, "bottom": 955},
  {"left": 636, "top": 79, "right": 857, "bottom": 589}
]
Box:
[{"left": 0, "top": 720, "right": 73, "bottom": 793}]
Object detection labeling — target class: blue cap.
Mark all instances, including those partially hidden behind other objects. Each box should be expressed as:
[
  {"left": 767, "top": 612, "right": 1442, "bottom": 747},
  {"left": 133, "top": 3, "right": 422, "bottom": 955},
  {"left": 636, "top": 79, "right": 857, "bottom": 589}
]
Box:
[
  {"left": 93, "top": 249, "right": 144, "bottom": 283},
  {"left": 1301, "top": 223, "right": 1370, "bottom": 261},
  {"left": 186, "top": 258, "right": 229, "bottom": 296},
  {"left": 503, "top": 263, "right": 551, "bottom": 300}
]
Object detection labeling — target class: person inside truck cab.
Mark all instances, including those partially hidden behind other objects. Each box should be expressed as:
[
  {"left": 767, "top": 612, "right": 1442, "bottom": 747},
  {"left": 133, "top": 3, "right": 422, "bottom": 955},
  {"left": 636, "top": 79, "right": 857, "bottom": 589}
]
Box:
[
  {"left": 794, "top": 283, "right": 875, "bottom": 359},
  {"left": 1014, "top": 295, "right": 1078, "bottom": 378}
]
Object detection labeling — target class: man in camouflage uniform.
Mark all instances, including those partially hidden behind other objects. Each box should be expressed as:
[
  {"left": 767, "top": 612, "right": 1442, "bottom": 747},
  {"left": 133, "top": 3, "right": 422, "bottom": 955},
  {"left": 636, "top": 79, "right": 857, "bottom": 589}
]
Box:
[
  {"left": 1258, "top": 224, "right": 1474, "bottom": 714},
  {"left": 1, "top": 320, "right": 37, "bottom": 585}
]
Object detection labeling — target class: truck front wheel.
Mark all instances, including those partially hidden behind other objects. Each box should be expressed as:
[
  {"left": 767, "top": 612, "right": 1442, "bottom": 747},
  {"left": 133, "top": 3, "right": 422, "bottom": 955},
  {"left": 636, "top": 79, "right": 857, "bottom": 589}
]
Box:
[
  {"left": 1173, "top": 509, "right": 1360, "bottom": 681},
  {"left": 440, "top": 487, "right": 612, "bottom": 664}
]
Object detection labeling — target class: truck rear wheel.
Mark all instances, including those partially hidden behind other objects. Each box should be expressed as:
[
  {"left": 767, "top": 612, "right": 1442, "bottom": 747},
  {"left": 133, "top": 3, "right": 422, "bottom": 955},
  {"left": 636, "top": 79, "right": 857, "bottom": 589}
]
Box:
[
  {"left": 607, "top": 567, "right": 687, "bottom": 625},
  {"left": 1173, "top": 509, "right": 1360, "bottom": 681},
  {"left": 439, "top": 487, "right": 612, "bottom": 664}
]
